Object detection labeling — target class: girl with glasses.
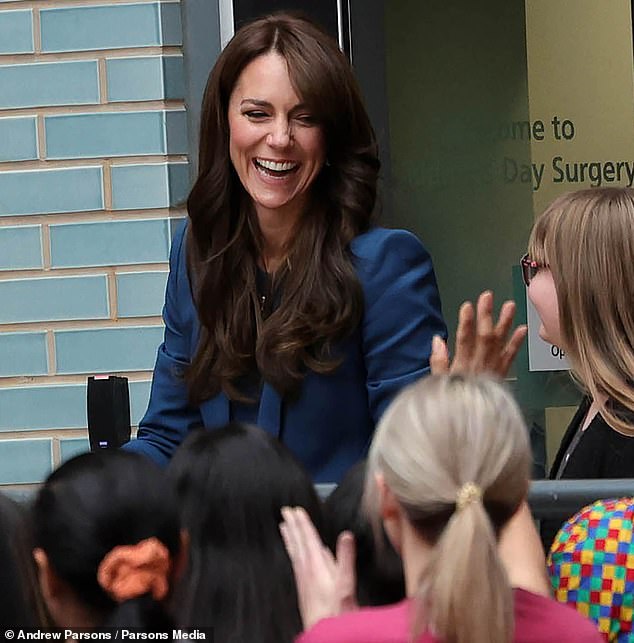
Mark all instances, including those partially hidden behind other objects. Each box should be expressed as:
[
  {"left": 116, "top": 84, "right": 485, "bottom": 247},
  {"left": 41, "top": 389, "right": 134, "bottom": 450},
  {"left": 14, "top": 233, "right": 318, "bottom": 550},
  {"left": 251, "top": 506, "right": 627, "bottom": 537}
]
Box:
[{"left": 524, "top": 188, "right": 634, "bottom": 547}]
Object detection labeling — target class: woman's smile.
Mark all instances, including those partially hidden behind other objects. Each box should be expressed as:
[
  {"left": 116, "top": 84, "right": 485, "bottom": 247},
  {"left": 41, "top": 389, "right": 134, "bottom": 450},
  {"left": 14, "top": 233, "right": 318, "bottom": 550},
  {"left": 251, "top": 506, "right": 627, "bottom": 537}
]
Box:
[{"left": 252, "top": 157, "right": 301, "bottom": 181}]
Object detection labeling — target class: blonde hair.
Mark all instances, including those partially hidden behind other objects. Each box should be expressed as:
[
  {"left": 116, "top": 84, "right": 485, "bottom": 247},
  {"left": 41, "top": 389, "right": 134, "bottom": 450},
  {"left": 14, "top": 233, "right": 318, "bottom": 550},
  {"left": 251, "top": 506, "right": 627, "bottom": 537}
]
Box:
[
  {"left": 528, "top": 187, "right": 634, "bottom": 435},
  {"left": 365, "top": 374, "right": 530, "bottom": 643}
]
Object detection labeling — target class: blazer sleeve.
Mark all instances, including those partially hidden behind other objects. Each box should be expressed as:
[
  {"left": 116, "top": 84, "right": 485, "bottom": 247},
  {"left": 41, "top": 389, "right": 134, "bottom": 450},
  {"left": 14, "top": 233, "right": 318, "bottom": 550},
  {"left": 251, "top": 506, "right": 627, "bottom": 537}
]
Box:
[
  {"left": 122, "top": 222, "right": 204, "bottom": 465},
  {"left": 353, "top": 228, "right": 447, "bottom": 424}
]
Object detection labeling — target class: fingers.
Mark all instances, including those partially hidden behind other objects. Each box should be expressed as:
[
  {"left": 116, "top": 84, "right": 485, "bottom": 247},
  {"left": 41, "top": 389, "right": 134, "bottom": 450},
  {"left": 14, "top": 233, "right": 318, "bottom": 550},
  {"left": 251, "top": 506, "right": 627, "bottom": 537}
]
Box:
[
  {"left": 450, "top": 302, "right": 475, "bottom": 373},
  {"left": 279, "top": 506, "right": 342, "bottom": 631},
  {"left": 336, "top": 531, "right": 356, "bottom": 586},
  {"left": 494, "top": 300, "right": 517, "bottom": 341},
  {"left": 280, "top": 507, "right": 306, "bottom": 568},
  {"left": 430, "top": 335, "right": 450, "bottom": 374},
  {"left": 445, "top": 292, "right": 525, "bottom": 377},
  {"left": 498, "top": 324, "right": 528, "bottom": 376},
  {"left": 336, "top": 531, "right": 358, "bottom": 613},
  {"left": 471, "top": 292, "right": 495, "bottom": 370},
  {"left": 281, "top": 506, "right": 330, "bottom": 570}
]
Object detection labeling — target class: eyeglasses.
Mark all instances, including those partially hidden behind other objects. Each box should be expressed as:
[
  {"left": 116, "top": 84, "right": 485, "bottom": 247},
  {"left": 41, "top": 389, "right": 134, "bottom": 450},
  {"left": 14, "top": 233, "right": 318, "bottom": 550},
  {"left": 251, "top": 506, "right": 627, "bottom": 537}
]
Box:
[{"left": 520, "top": 253, "right": 540, "bottom": 287}]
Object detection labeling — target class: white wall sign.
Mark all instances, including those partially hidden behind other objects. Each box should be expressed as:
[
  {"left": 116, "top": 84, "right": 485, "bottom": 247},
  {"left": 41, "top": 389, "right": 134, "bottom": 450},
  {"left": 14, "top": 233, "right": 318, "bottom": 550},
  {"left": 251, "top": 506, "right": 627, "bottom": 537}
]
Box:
[{"left": 526, "top": 291, "right": 570, "bottom": 371}]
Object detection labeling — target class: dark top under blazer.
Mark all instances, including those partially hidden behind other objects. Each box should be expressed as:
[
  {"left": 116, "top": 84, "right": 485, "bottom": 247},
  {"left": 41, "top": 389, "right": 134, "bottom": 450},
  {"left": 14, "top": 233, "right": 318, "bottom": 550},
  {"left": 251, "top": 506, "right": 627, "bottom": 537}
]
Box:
[{"left": 123, "top": 222, "right": 447, "bottom": 482}]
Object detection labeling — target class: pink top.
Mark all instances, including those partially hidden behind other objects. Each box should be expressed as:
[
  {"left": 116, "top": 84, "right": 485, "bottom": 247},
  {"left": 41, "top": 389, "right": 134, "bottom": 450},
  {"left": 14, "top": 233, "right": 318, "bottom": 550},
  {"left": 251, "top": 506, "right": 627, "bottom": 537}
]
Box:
[{"left": 297, "top": 589, "right": 602, "bottom": 643}]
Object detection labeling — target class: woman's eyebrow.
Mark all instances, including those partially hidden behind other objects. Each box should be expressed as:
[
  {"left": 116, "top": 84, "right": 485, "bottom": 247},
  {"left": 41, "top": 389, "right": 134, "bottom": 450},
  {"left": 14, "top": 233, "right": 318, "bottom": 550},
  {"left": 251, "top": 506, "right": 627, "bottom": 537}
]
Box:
[
  {"left": 240, "top": 98, "right": 272, "bottom": 108},
  {"left": 240, "top": 98, "right": 309, "bottom": 112}
]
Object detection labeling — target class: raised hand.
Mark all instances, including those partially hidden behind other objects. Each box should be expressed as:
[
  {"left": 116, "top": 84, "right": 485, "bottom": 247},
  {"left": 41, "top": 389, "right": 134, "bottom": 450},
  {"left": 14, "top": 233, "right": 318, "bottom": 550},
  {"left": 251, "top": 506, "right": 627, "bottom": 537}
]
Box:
[
  {"left": 280, "top": 506, "right": 357, "bottom": 631},
  {"left": 430, "top": 291, "right": 527, "bottom": 377}
]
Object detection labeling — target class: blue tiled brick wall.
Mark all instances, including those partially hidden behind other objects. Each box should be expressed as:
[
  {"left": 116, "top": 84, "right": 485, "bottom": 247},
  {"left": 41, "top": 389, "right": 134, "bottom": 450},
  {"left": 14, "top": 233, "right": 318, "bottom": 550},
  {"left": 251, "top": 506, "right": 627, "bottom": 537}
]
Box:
[
  {"left": 0, "top": 1, "right": 191, "bottom": 487},
  {"left": 111, "top": 163, "right": 189, "bottom": 210},
  {"left": 0, "top": 439, "right": 53, "bottom": 484},
  {"left": 107, "top": 56, "right": 185, "bottom": 102},
  {"left": 0, "top": 117, "right": 38, "bottom": 161},
  {"left": 0, "top": 166, "right": 104, "bottom": 216},
  {"left": 117, "top": 271, "right": 169, "bottom": 317},
  {"left": 0, "top": 332, "right": 48, "bottom": 377},
  {"left": 40, "top": 3, "right": 182, "bottom": 52},
  {"left": 45, "top": 110, "right": 188, "bottom": 159},
  {"left": 0, "top": 380, "right": 152, "bottom": 432},
  {"left": 55, "top": 326, "right": 165, "bottom": 374},
  {"left": 49, "top": 219, "right": 172, "bottom": 267},
  {"left": 0, "top": 60, "right": 99, "bottom": 109},
  {"left": 0, "top": 9, "right": 33, "bottom": 54},
  {"left": 0, "top": 226, "right": 42, "bottom": 270}
]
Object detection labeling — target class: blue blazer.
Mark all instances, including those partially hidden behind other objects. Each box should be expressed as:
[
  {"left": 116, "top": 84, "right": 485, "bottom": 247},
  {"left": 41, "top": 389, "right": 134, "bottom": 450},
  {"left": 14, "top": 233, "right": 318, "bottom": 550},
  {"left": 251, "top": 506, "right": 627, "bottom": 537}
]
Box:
[{"left": 123, "top": 223, "right": 446, "bottom": 482}]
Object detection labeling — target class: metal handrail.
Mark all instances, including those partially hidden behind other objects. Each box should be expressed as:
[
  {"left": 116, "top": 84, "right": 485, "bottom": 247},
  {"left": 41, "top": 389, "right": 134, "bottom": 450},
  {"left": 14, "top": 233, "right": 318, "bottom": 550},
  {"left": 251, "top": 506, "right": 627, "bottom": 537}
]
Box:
[
  {"left": 528, "top": 478, "right": 634, "bottom": 520},
  {"left": 318, "top": 479, "right": 634, "bottom": 519}
]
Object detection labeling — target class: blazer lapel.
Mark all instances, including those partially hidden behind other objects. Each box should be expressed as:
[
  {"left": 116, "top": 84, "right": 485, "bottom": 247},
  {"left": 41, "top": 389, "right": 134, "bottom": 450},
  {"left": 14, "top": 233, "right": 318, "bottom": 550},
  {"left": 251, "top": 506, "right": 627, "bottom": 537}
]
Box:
[
  {"left": 257, "top": 382, "right": 283, "bottom": 438},
  {"left": 198, "top": 383, "right": 282, "bottom": 438},
  {"left": 199, "top": 392, "right": 230, "bottom": 428}
]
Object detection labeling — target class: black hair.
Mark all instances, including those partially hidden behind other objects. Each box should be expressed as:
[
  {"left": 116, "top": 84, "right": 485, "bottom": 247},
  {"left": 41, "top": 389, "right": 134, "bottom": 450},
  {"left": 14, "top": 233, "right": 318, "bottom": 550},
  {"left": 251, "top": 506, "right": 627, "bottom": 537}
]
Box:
[
  {"left": 32, "top": 451, "right": 181, "bottom": 628},
  {"left": 0, "top": 494, "right": 46, "bottom": 628},
  {"left": 324, "top": 461, "right": 405, "bottom": 606},
  {"left": 167, "top": 423, "right": 324, "bottom": 641}
]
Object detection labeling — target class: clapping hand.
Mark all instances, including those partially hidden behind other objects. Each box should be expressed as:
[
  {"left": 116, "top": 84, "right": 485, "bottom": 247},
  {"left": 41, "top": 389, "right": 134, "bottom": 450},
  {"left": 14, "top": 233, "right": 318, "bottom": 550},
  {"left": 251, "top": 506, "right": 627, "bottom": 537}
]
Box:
[
  {"left": 280, "top": 506, "right": 357, "bottom": 631},
  {"left": 430, "top": 291, "right": 527, "bottom": 377}
]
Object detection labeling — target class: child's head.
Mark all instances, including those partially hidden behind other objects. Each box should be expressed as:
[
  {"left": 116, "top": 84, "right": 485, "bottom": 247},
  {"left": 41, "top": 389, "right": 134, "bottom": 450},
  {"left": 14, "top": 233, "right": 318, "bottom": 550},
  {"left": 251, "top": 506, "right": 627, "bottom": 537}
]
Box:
[
  {"left": 527, "top": 187, "right": 634, "bottom": 429},
  {"left": 0, "top": 494, "right": 47, "bottom": 628},
  {"left": 168, "top": 423, "right": 323, "bottom": 640},
  {"left": 32, "top": 451, "right": 183, "bottom": 629},
  {"left": 324, "top": 461, "right": 405, "bottom": 607},
  {"left": 365, "top": 373, "right": 531, "bottom": 643}
]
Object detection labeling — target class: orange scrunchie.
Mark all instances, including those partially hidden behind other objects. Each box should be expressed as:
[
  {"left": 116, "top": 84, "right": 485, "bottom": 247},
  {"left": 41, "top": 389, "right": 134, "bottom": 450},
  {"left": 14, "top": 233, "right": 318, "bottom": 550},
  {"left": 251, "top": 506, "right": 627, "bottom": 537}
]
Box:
[{"left": 97, "top": 537, "right": 171, "bottom": 603}]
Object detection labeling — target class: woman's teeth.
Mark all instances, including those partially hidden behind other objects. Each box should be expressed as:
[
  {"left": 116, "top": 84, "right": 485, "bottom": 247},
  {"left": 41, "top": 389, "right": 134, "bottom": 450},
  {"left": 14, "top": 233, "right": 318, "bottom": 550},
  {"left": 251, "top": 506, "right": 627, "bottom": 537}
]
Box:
[{"left": 255, "top": 159, "right": 298, "bottom": 172}]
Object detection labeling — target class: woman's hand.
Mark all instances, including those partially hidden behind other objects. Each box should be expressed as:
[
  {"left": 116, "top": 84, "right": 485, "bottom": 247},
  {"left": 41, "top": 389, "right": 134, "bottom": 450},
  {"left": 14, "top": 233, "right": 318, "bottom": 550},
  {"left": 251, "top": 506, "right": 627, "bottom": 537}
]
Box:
[
  {"left": 430, "top": 291, "right": 527, "bottom": 378},
  {"left": 280, "top": 506, "right": 357, "bottom": 631}
]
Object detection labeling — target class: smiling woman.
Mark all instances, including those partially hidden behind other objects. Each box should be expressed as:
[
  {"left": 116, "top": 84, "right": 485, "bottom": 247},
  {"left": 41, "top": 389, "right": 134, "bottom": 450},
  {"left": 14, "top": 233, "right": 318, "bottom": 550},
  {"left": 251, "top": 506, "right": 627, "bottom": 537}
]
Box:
[
  {"left": 122, "top": 13, "right": 447, "bottom": 482},
  {"left": 227, "top": 52, "right": 326, "bottom": 242}
]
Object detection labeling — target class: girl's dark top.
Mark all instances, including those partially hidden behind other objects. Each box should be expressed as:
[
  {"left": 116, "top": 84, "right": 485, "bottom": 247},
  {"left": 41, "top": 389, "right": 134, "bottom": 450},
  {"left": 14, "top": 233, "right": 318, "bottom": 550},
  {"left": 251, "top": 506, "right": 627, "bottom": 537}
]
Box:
[{"left": 541, "top": 396, "right": 634, "bottom": 550}]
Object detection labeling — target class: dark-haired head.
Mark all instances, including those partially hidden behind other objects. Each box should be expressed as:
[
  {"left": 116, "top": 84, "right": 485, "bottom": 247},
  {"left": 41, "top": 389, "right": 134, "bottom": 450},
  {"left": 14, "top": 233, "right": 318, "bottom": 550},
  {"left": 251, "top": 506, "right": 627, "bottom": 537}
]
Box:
[
  {"left": 168, "top": 423, "right": 324, "bottom": 641},
  {"left": 186, "top": 13, "right": 380, "bottom": 402},
  {"left": 32, "top": 451, "right": 183, "bottom": 629},
  {"left": 0, "top": 494, "right": 48, "bottom": 628},
  {"left": 324, "top": 461, "right": 405, "bottom": 607}
]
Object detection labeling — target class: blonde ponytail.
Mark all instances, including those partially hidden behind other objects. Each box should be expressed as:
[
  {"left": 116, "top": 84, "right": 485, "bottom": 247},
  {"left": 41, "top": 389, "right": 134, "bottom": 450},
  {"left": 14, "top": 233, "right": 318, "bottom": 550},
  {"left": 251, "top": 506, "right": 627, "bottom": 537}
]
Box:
[
  {"left": 415, "top": 494, "right": 513, "bottom": 643},
  {"left": 366, "top": 374, "right": 530, "bottom": 643}
]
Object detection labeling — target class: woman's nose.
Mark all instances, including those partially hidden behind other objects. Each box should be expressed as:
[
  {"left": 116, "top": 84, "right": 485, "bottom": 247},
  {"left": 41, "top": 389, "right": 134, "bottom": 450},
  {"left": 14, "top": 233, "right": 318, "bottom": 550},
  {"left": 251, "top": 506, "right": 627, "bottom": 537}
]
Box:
[{"left": 266, "top": 118, "right": 292, "bottom": 148}]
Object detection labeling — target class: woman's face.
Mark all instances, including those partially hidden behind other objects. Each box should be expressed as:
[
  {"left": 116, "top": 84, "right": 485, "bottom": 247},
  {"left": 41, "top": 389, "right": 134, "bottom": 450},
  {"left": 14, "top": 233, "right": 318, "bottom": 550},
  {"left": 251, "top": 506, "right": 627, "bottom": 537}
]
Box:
[
  {"left": 227, "top": 52, "right": 326, "bottom": 220},
  {"left": 527, "top": 268, "right": 563, "bottom": 347}
]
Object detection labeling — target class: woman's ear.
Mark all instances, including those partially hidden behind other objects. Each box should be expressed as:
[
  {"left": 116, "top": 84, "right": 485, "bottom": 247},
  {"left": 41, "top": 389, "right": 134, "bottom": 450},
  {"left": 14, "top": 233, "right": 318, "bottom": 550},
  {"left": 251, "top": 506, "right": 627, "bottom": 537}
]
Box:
[
  {"left": 33, "top": 548, "right": 62, "bottom": 602},
  {"left": 374, "top": 473, "right": 403, "bottom": 552},
  {"left": 375, "top": 473, "right": 400, "bottom": 521}
]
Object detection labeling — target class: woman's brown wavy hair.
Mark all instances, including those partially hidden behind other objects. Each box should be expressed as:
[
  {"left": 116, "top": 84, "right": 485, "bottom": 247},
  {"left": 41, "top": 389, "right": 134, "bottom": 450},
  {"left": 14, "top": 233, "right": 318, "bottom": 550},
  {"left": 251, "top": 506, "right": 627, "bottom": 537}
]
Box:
[{"left": 185, "top": 13, "right": 380, "bottom": 403}]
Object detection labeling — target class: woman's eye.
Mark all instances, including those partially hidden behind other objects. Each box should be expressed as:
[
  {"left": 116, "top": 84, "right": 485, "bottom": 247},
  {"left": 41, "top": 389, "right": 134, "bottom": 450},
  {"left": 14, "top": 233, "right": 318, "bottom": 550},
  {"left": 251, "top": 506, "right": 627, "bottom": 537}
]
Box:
[
  {"left": 244, "top": 110, "right": 268, "bottom": 119},
  {"left": 295, "top": 114, "right": 316, "bottom": 125}
]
